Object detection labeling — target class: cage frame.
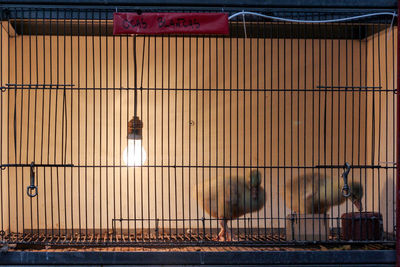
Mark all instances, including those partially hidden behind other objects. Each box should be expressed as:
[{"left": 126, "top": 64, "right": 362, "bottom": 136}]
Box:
[{"left": 0, "top": 0, "right": 398, "bottom": 265}]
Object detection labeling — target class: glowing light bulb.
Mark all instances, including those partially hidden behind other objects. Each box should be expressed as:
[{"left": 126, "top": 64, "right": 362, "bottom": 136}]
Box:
[{"left": 123, "top": 139, "right": 147, "bottom": 166}]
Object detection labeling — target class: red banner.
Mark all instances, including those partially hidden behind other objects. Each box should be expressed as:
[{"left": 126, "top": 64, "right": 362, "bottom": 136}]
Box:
[{"left": 113, "top": 12, "right": 229, "bottom": 35}]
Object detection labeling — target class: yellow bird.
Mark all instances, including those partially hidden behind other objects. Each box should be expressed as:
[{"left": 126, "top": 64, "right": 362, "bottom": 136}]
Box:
[
  {"left": 284, "top": 172, "right": 363, "bottom": 214},
  {"left": 195, "top": 170, "right": 265, "bottom": 241}
]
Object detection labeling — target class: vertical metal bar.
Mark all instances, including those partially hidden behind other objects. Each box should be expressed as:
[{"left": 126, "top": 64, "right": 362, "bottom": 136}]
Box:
[
  {"left": 132, "top": 25, "right": 137, "bottom": 243},
  {"left": 62, "top": 7, "right": 68, "bottom": 238},
  {"left": 377, "top": 19, "right": 383, "bottom": 241},
  {"left": 161, "top": 32, "right": 165, "bottom": 241},
  {"left": 112, "top": 9, "right": 116, "bottom": 242},
  {"left": 167, "top": 34, "right": 171, "bottom": 239},
  {"left": 15, "top": 7, "right": 21, "bottom": 240},
  {"left": 99, "top": 9, "right": 103, "bottom": 240},
  {"left": 384, "top": 16, "right": 389, "bottom": 241},
  {"left": 317, "top": 16, "right": 322, "bottom": 241},
  {"left": 125, "top": 25, "right": 129, "bottom": 241},
  {"left": 118, "top": 20, "right": 122, "bottom": 241},
  {"left": 85, "top": 8, "right": 89, "bottom": 239},
  {"left": 330, "top": 19, "right": 334, "bottom": 236},
  {"left": 27, "top": 7, "right": 33, "bottom": 237},
  {"left": 77, "top": 8, "right": 82, "bottom": 239},
  {"left": 235, "top": 14, "right": 239, "bottom": 239},
  {"left": 358, "top": 17, "right": 363, "bottom": 240},
  {"left": 337, "top": 19, "right": 341, "bottom": 239},
  {"left": 344, "top": 17, "right": 349, "bottom": 233},
  {"left": 202, "top": 34, "right": 206, "bottom": 240},
  {"left": 48, "top": 8, "right": 54, "bottom": 238},
  {"left": 153, "top": 33, "right": 157, "bottom": 241},
  {"left": 265, "top": 12, "right": 269, "bottom": 239},
  {"left": 395, "top": 0, "right": 400, "bottom": 262},
  {"left": 304, "top": 16, "right": 308, "bottom": 239},
  {"left": 215, "top": 34, "right": 219, "bottom": 240},
  {"left": 208, "top": 36, "right": 213, "bottom": 239},
  {"left": 182, "top": 35, "right": 186, "bottom": 238},
  {"left": 346, "top": 17, "right": 354, "bottom": 222},
  {"left": 222, "top": 30, "right": 226, "bottom": 242},
  {"left": 311, "top": 14, "right": 315, "bottom": 241},
  {"left": 146, "top": 34, "right": 150, "bottom": 241},
  {"left": 282, "top": 17, "right": 286, "bottom": 242},
  {"left": 371, "top": 19, "right": 377, "bottom": 241},
  {"left": 70, "top": 8, "right": 74, "bottom": 241},
  {"left": 229, "top": 16, "right": 234, "bottom": 242},
  {"left": 92, "top": 9, "right": 96, "bottom": 240},
  {"left": 7, "top": 10, "right": 11, "bottom": 238},
  {"left": 55, "top": 8, "right": 61, "bottom": 237},
  {"left": 195, "top": 33, "right": 199, "bottom": 239},
  {"left": 19, "top": 7, "right": 25, "bottom": 240},
  {"left": 391, "top": 13, "right": 396, "bottom": 242},
  {"left": 40, "top": 7, "right": 47, "bottom": 237},
  {"left": 255, "top": 13, "right": 260, "bottom": 240},
  {"left": 270, "top": 18, "right": 275, "bottom": 240},
  {"left": 364, "top": 15, "right": 369, "bottom": 229},
  {"left": 276, "top": 17, "right": 280, "bottom": 241},
  {"left": 242, "top": 20, "right": 247, "bottom": 240},
  {"left": 0, "top": 6, "right": 3, "bottom": 239},
  {"left": 0, "top": 5, "right": 3, "bottom": 239},
  {"left": 188, "top": 32, "right": 192, "bottom": 241},
  {"left": 248, "top": 12, "right": 253, "bottom": 239},
  {"left": 297, "top": 18, "right": 301, "bottom": 240},
  {"left": 288, "top": 13, "right": 293, "bottom": 241},
  {"left": 140, "top": 36, "right": 145, "bottom": 242},
  {"left": 322, "top": 18, "right": 328, "bottom": 241}
]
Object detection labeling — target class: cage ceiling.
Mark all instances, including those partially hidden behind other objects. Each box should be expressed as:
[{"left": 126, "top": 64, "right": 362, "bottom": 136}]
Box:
[{"left": 0, "top": 0, "right": 397, "bottom": 39}]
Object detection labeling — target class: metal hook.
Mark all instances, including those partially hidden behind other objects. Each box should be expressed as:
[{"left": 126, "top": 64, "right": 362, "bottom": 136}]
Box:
[
  {"left": 27, "top": 162, "right": 38, "bottom": 198},
  {"left": 341, "top": 162, "right": 351, "bottom": 198}
]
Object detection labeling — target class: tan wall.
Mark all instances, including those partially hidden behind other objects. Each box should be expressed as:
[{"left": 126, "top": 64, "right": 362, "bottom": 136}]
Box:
[
  {"left": 367, "top": 28, "right": 397, "bottom": 233},
  {"left": 0, "top": 26, "right": 9, "bottom": 233},
  {"left": 0, "top": 27, "right": 396, "bottom": 234}
]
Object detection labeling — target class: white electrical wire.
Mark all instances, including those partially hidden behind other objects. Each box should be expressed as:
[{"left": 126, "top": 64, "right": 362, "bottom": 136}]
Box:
[{"left": 228, "top": 11, "right": 397, "bottom": 24}]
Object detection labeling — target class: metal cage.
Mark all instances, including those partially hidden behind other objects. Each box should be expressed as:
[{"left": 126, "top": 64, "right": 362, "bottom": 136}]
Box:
[{"left": 0, "top": 5, "right": 397, "bottom": 249}]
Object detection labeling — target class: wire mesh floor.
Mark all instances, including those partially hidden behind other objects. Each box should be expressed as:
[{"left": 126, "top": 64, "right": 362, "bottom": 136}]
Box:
[{"left": 1, "top": 230, "right": 395, "bottom": 248}]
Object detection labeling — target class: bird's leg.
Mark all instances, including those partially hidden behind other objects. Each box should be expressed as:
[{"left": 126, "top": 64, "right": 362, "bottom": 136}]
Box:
[
  {"left": 213, "top": 219, "right": 228, "bottom": 241},
  {"left": 224, "top": 221, "right": 235, "bottom": 241}
]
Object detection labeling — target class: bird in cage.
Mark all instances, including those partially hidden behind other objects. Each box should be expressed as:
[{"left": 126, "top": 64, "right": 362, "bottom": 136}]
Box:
[
  {"left": 283, "top": 173, "right": 363, "bottom": 214},
  {"left": 195, "top": 169, "right": 265, "bottom": 241}
]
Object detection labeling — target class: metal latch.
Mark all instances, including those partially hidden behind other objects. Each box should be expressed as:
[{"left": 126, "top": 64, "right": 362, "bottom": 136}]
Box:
[
  {"left": 26, "top": 162, "right": 38, "bottom": 197},
  {"left": 341, "top": 162, "right": 351, "bottom": 197}
]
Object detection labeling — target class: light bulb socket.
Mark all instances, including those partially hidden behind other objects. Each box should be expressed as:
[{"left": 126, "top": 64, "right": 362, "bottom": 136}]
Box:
[{"left": 128, "top": 116, "right": 143, "bottom": 140}]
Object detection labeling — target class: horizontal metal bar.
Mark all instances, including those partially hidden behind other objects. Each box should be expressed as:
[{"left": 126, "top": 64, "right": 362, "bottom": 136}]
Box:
[
  {"left": 316, "top": 85, "right": 383, "bottom": 89},
  {"left": 1, "top": 164, "right": 393, "bottom": 169},
  {"left": 0, "top": 0, "right": 397, "bottom": 8},
  {"left": 4, "top": 240, "right": 397, "bottom": 246},
  {"left": 5, "top": 83, "right": 74, "bottom": 87},
  {"left": 111, "top": 216, "right": 371, "bottom": 221},
  {"left": 1, "top": 86, "right": 396, "bottom": 92},
  {"left": 316, "top": 165, "right": 383, "bottom": 168},
  {"left": 0, "top": 250, "right": 395, "bottom": 265},
  {"left": 0, "top": 163, "right": 74, "bottom": 168}
]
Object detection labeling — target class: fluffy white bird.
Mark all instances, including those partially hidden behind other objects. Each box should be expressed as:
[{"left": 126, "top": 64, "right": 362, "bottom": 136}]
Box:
[
  {"left": 284, "top": 173, "right": 363, "bottom": 214},
  {"left": 195, "top": 170, "right": 265, "bottom": 241}
]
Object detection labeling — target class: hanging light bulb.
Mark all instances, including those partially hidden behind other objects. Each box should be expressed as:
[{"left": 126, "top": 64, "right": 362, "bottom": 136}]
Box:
[{"left": 123, "top": 116, "right": 146, "bottom": 166}]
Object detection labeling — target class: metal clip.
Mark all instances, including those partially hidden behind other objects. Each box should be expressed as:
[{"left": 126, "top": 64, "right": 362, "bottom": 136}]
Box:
[
  {"left": 341, "top": 162, "right": 351, "bottom": 198},
  {"left": 26, "top": 162, "right": 38, "bottom": 198}
]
